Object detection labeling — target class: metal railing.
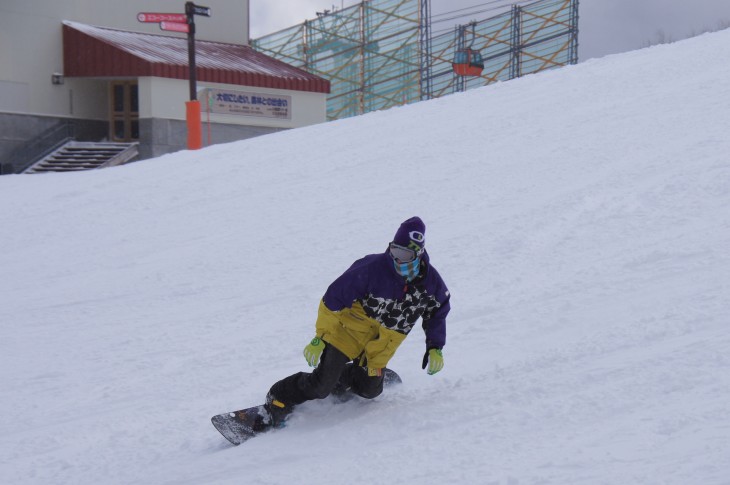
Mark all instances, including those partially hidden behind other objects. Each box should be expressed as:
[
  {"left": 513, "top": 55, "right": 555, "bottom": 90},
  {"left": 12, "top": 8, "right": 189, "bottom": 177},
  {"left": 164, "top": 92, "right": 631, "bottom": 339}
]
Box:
[{"left": 3, "top": 121, "right": 76, "bottom": 174}]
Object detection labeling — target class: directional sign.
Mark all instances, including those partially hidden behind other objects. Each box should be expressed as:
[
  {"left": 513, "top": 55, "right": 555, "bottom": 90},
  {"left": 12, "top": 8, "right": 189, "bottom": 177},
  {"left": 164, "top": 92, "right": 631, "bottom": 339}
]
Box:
[
  {"left": 189, "top": 4, "right": 211, "bottom": 17},
  {"left": 160, "top": 21, "right": 190, "bottom": 33},
  {"left": 137, "top": 12, "right": 187, "bottom": 23}
]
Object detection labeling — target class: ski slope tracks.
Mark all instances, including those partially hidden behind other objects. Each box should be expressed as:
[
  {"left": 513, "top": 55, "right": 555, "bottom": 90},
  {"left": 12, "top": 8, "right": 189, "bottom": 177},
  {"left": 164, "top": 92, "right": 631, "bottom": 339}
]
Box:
[{"left": 1, "top": 29, "right": 729, "bottom": 485}]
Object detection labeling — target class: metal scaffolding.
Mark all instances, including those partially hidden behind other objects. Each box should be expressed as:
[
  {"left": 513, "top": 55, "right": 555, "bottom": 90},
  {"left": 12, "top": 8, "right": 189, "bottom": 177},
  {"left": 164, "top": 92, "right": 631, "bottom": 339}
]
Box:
[{"left": 252, "top": 0, "right": 579, "bottom": 121}]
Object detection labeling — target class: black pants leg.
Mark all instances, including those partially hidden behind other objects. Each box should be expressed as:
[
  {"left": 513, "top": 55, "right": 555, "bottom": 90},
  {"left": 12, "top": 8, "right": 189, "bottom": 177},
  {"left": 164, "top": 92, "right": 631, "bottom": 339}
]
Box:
[
  {"left": 339, "top": 363, "right": 385, "bottom": 399},
  {"left": 269, "top": 344, "right": 385, "bottom": 405},
  {"left": 269, "top": 344, "right": 350, "bottom": 406}
]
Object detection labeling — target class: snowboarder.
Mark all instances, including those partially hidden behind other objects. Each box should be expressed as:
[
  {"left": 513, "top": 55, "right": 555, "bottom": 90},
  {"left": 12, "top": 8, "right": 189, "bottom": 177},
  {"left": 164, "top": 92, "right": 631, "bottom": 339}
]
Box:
[{"left": 263, "top": 216, "right": 451, "bottom": 426}]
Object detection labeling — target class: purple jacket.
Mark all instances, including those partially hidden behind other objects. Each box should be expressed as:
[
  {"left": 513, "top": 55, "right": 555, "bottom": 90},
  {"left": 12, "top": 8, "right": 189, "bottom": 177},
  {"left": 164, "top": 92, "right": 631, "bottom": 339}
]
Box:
[{"left": 322, "top": 250, "right": 451, "bottom": 349}]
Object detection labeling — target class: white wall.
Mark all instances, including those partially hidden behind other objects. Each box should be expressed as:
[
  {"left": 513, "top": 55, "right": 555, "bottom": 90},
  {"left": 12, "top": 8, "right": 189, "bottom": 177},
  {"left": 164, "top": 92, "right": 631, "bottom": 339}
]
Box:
[{"left": 68, "top": 79, "right": 109, "bottom": 120}]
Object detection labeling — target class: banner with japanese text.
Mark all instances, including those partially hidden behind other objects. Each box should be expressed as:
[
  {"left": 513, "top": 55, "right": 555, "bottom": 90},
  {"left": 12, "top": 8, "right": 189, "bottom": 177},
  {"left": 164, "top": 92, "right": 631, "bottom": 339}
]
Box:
[{"left": 203, "top": 88, "right": 291, "bottom": 120}]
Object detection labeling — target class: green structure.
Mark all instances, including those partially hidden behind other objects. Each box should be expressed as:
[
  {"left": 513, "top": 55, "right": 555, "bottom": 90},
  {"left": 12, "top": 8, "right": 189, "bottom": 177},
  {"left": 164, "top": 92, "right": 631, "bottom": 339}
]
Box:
[{"left": 252, "top": 0, "right": 579, "bottom": 121}]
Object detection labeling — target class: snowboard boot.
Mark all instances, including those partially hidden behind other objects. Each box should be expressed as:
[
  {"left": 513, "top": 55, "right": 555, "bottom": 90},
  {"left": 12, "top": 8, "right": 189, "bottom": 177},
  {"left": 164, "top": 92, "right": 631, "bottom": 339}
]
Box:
[{"left": 264, "top": 392, "right": 292, "bottom": 428}]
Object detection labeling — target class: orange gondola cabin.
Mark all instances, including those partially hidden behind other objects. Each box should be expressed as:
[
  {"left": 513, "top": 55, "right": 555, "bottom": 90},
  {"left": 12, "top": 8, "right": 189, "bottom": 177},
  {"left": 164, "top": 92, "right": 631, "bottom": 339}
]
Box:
[{"left": 452, "top": 49, "right": 484, "bottom": 77}]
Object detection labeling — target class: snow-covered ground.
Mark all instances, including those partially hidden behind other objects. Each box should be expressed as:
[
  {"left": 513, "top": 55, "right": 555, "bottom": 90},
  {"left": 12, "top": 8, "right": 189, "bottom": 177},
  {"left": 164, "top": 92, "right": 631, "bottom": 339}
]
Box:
[{"left": 1, "top": 28, "right": 729, "bottom": 485}]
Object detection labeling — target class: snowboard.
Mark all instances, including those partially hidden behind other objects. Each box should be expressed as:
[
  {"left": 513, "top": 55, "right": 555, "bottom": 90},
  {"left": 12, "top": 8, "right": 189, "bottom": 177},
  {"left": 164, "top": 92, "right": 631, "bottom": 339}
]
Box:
[{"left": 211, "top": 368, "right": 402, "bottom": 445}]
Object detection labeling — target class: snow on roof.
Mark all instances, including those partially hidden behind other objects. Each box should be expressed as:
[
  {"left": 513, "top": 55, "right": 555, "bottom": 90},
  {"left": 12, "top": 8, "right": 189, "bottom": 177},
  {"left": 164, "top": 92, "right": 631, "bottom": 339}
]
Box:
[{"left": 62, "top": 21, "right": 330, "bottom": 93}]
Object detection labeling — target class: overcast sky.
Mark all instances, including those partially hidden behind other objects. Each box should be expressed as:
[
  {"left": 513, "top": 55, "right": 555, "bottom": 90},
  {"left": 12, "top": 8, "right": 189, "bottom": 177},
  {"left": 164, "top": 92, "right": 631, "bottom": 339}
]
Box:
[{"left": 249, "top": 0, "right": 730, "bottom": 61}]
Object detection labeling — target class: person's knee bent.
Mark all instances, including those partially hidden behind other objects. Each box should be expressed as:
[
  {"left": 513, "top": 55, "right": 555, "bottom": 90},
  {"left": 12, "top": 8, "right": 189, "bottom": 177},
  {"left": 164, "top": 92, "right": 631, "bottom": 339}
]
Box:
[
  {"left": 303, "top": 346, "right": 349, "bottom": 400},
  {"left": 305, "top": 376, "right": 337, "bottom": 399},
  {"left": 355, "top": 384, "right": 383, "bottom": 399},
  {"left": 352, "top": 367, "right": 384, "bottom": 399}
]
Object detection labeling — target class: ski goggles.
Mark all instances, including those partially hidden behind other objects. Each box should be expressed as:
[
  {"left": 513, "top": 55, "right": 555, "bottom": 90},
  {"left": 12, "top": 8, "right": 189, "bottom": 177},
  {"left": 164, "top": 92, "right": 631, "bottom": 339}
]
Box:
[{"left": 389, "top": 242, "right": 423, "bottom": 264}]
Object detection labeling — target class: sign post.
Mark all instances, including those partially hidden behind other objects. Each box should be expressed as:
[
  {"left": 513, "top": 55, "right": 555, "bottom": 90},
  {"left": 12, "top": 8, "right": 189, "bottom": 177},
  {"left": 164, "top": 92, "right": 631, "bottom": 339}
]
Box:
[
  {"left": 184, "top": 2, "right": 210, "bottom": 149},
  {"left": 137, "top": 13, "right": 187, "bottom": 23},
  {"left": 138, "top": 3, "right": 211, "bottom": 150}
]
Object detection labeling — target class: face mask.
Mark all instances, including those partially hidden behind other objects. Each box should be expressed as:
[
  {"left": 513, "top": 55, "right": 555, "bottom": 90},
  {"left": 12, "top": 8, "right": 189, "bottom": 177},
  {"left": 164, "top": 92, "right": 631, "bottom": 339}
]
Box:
[{"left": 394, "top": 257, "right": 420, "bottom": 281}]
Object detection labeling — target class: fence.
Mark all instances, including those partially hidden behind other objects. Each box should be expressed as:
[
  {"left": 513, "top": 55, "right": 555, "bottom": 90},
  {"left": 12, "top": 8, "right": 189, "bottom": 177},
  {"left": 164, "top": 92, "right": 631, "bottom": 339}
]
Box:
[{"left": 252, "top": 0, "right": 579, "bottom": 121}]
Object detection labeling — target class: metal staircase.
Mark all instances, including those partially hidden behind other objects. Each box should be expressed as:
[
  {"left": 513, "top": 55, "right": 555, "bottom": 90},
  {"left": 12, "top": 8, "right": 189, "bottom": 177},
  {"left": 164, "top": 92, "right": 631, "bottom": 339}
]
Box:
[{"left": 23, "top": 141, "right": 139, "bottom": 174}]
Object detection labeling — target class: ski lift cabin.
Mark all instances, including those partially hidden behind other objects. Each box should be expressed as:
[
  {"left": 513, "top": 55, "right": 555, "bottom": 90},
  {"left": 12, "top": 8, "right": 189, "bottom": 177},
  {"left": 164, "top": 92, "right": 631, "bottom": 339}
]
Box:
[
  {"left": 452, "top": 21, "right": 484, "bottom": 77},
  {"left": 452, "top": 48, "right": 484, "bottom": 76}
]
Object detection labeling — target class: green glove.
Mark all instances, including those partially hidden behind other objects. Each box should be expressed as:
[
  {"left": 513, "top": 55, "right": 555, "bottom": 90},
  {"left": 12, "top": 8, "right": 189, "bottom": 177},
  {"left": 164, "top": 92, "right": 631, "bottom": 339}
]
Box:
[
  {"left": 303, "top": 337, "right": 325, "bottom": 367},
  {"left": 421, "top": 348, "right": 444, "bottom": 375}
]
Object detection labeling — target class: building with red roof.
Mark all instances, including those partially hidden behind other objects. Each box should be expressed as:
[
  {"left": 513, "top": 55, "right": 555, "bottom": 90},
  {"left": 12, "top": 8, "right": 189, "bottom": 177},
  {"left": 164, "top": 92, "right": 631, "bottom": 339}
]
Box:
[{"left": 0, "top": 0, "right": 330, "bottom": 174}]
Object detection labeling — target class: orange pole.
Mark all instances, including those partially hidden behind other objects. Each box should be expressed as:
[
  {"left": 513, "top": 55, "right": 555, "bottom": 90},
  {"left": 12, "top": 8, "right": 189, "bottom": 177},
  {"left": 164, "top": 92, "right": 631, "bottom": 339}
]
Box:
[
  {"left": 186, "top": 100, "right": 203, "bottom": 150},
  {"left": 206, "top": 97, "right": 211, "bottom": 147}
]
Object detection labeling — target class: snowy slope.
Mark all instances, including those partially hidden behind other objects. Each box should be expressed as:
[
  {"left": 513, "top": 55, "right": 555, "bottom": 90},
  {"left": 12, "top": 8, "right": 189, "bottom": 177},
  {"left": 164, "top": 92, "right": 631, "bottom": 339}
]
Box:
[{"left": 1, "top": 30, "right": 729, "bottom": 485}]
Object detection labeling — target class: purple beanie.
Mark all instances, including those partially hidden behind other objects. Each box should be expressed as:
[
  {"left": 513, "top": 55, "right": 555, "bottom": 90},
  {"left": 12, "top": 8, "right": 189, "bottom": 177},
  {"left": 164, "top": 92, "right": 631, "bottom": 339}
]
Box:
[{"left": 393, "top": 216, "right": 426, "bottom": 250}]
